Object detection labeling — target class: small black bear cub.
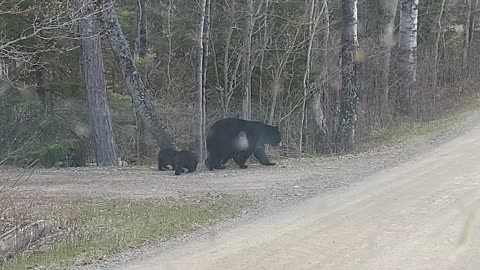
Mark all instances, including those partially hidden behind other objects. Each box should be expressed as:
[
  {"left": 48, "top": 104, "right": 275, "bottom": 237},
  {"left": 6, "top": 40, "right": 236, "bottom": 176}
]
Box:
[
  {"left": 174, "top": 150, "right": 198, "bottom": 175},
  {"left": 158, "top": 148, "right": 177, "bottom": 171},
  {"left": 158, "top": 148, "right": 198, "bottom": 175}
]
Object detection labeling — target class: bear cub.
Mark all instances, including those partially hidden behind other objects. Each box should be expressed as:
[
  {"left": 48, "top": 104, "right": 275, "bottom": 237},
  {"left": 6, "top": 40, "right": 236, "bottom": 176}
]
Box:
[
  {"left": 158, "top": 148, "right": 177, "bottom": 171},
  {"left": 158, "top": 148, "right": 198, "bottom": 176},
  {"left": 174, "top": 150, "right": 198, "bottom": 175}
]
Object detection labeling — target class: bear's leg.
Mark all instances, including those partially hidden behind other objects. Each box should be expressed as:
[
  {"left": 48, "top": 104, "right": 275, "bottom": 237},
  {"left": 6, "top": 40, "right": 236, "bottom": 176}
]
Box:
[
  {"left": 220, "top": 152, "right": 235, "bottom": 166},
  {"left": 187, "top": 164, "right": 196, "bottom": 172},
  {"left": 221, "top": 156, "right": 231, "bottom": 165},
  {"left": 206, "top": 154, "right": 224, "bottom": 170},
  {"left": 254, "top": 147, "right": 276, "bottom": 166},
  {"left": 214, "top": 162, "right": 226, "bottom": 169},
  {"left": 174, "top": 159, "right": 184, "bottom": 175},
  {"left": 213, "top": 155, "right": 226, "bottom": 169},
  {"left": 205, "top": 156, "right": 213, "bottom": 170},
  {"left": 158, "top": 159, "right": 165, "bottom": 171},
  {"left": 233, "top": 151, "right": 252, "bottom": 169}
]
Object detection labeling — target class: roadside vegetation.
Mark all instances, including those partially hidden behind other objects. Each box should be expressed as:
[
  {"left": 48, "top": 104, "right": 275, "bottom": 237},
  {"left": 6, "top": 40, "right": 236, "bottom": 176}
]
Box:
[{"left": 1, "top": 194, "right": 249, "bottom": 270}]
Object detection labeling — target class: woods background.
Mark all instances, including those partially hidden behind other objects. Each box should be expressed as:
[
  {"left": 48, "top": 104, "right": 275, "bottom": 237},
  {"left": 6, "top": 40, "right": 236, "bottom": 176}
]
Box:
[{"left": 1, "top": 0, "right": 478, "bottom": 167}]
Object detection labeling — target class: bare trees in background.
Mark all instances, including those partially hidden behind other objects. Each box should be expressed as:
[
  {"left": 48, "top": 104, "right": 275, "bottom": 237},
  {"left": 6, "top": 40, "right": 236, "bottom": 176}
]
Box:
[
  {"left": 242, "top": 0, "right": 254, "bottom": 120},
  {"left": 379, "top": 0, "right": 399, "bottom": 122},
  {"left": 300, "top": 0, "right": 324, "bottom": 154},
  {"left": 3, "top": 0, "right": 480, "bottom": 166}
]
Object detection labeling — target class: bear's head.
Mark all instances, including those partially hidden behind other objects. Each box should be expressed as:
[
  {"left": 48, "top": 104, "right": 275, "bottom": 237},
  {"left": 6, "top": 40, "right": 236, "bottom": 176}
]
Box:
[{"left": 266, "top": 125, "right": 282, "bottom": 147}]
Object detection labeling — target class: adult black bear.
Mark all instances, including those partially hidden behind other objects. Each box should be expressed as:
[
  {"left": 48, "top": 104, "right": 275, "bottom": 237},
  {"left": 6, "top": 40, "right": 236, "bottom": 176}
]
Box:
[
  {"left": 205, "top": 118, "right": 281, "bottom": 170},
  {"left": 175, "top": 150, "right": 198, "bottom": 175},
  {"left": 158, "top": 148, "right": 177, "bottom": 171}
]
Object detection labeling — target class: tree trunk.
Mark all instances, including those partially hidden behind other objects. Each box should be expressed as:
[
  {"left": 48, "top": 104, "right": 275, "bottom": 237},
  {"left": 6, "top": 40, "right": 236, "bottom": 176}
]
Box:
[
  {"left": 432, "top": 0, "right": 446, "bottom": 118},
  {"left": 463, "top": 0, "right": 472, "bottom": 69},
  {"left": 379, "top": 0, "right": 398, "bottom": 122},
  {"left": 136, "top": 0, "right": 147, "bottom": 58},
  {"left": 101, "top": 0, "right": 175, "bottom": 150},
  {"left": 166, "top": 0, "right": 173, "bottom": 94},
  {"left": 242, "top": 0, "right": 254, "bottom": 120},
  {"left": 313, "top": 91, "right": 329, "bottom": 153},
  {"left": 34, "top": 64, "right": 53, "bottom": 115},
  {"left": 268, "top": 76, "right": 280, "bottom": 125},
  {"left": 397, "top": 0, "right": 418, "bottom": 117},
  {"left": 469, "top": 0, "right": 478, "bottom": 54},
  {"left": 337, "top": 0, "right": 360, "bottom": 153},
  {"left": 135, "top": 0, "right": 148, "bottom": 158},
  {"left": 258, "top": 0, "right": 271, "bottom": 116},
  {"left": 201, "top": 0, "right": 211, "bottom": 159},
  {"left": 76, "top": 0, "right": 117, "bottom": 166},
  {"left": 463, "top": 0, "right": 477, "bottom": 70},
  {"left": 195, "top": 0, "right": 207, "bottom": 159}
]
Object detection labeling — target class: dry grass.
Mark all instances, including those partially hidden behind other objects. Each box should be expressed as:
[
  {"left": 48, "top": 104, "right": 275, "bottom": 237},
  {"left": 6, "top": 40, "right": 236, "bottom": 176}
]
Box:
[{"left": 0, "top": 194, "right": 250, "bottom": 270}]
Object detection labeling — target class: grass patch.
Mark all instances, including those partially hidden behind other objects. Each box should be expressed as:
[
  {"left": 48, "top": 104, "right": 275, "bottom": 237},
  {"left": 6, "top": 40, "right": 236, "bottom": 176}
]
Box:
[
  {"left": 369, "top": 117, "right": 455, "bottom": 146},
  {"left": 1, "top": 195, "right": 249, "bottom": 270},
  {"left": 368, "top": 98, "right": 480, "bottom": 147}
]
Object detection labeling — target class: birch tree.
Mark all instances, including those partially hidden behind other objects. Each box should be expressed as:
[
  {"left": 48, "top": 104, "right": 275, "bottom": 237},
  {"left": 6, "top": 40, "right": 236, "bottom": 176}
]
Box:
[
  {"left": 195, "top": 0, "right": 207, "bottom": 159},
  {"left": 101, "top": 0, "right": 175, "bottom": 150},
  {"left": 337, "top": 0, "right": 360, "bottom": 152},
  {"left": 397, "top": 0, "right": 418, "bottom": 116},
  {"left": 201, "top": 0, "right": 211, "bottom": 159},
  {"left": 75, "top": 0, "right": 117, "bottom": 166}
]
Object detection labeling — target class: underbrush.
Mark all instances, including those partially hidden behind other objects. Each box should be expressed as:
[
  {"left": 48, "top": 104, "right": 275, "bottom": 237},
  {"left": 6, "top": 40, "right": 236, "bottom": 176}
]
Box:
[
  {"left": 0, "top": 89, "right": 87, "bottom": 168},
  {"left": 0, "top": 194, "right": 249, "bottom": 270},
  {"left": 364, "top": 97, "right": 480, "bottom": 148}
]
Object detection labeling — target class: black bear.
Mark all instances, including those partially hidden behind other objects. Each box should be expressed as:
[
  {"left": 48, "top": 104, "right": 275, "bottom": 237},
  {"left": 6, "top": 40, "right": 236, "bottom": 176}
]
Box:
[
  {"left": 205, "top": 118, "right": 281, "bottom": 170},
  {"left": 158, "top": 148, "right": 177, "bottom": 171},
  {"left": 175, "top": 150, "right": 198, "bottom": 175}
]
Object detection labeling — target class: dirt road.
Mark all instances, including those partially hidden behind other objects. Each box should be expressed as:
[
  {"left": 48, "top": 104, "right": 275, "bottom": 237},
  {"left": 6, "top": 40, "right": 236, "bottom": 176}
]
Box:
[{"left": 116, "top": 126, "right": 480, "bottom": 270}]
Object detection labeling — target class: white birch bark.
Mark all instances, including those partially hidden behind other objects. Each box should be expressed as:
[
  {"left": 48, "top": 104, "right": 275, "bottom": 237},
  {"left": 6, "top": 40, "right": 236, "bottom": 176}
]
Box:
[
  {"left": 337, "top": 0, "right": 360, "bottom": 152},
  {"left": 397, "top": 0, "right": 418, "bottom": 116},
  {"left": 195, "top": 0, "right": 207, "bottom": 159}
]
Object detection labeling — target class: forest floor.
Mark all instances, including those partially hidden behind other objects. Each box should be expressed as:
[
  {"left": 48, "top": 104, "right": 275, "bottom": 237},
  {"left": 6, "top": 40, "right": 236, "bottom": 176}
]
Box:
[{"left": 2, "top": 102, "right": 480, "bottom": 269}]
